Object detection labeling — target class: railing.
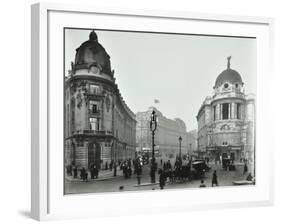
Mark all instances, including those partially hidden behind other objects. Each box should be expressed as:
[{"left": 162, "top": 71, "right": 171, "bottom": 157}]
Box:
[
  {"left": 88, "top": 109, "right": 100, "bottom": 115},
  {"left": 82, "top": 130, "right": 113, "bottom": 135},
  {"left": 213, "top": 92, "right": 245, "bottom": 100},
  {"left": 86, "top": 89, "right": 103, "bottom": 96}
]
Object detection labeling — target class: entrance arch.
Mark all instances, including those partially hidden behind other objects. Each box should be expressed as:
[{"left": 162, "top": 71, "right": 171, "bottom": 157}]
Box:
[{"left": 88, "top": 142, "right": 101, "bottom": 169}]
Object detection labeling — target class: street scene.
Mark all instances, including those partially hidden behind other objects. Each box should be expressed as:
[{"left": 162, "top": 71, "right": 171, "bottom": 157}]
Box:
[
  {"left": 65, "top": 157, "right": 254, "bottom": 194},
  {"left": 64, "top": 29, "right": 256, "bottom": 194}
]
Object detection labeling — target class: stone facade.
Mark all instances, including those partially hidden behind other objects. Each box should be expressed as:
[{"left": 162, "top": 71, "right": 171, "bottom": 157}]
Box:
[
  {"left": 136, "top": 107, "right": 195, "bottom": 159},
  {"left": 64, "top": 31, "right": 136, "bottom": 169},
  {"left": 196, "top": 57, "right": 255, "bottom": 162}
]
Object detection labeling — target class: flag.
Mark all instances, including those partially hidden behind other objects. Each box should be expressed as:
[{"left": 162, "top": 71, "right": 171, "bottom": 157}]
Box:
[{"left": 154, "top": 99, "right": 160, "bottom": 104}]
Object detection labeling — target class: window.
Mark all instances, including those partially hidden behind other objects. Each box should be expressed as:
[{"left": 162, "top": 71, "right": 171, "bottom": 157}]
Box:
[
  {"left": 89, "top": 118, "right": 99, "bottom": 131},
  {"left": 222, "top": 103, "right": 229, "bottom": 120},
  {"left": 89, "top": 100, "right": 99, "bottom": 113},
  {"left": 213, "top": 105, "right": 217, "bottom": 121},
  {"left": 235, "top": 83, "right": 239, "bottom": 88},
  {"left": 224, "top": 83, "right": 229, "bottom": 88},
  {"left": 89, "top": 84, "right": 100, "bottom": 94},
  {"left": 236, "top": 103, "right": 241, "bottom": 119}
]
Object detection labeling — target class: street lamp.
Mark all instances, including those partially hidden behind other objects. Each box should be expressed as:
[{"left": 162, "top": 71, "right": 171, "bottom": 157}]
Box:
[
  {"left": 150, "top": 110, "right": 157, "bottom": 183},
  {"left": 178, "top": 136, "right": 182, "bottom": 163}
]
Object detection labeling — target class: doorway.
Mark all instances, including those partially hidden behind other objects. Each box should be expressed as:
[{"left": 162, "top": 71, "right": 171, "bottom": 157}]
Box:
[{"left": 88, "top": 142, "right": 101, "bottom": 169}]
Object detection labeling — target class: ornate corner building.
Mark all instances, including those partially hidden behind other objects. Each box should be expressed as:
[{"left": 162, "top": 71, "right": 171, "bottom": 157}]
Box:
[
  {"left": 196, "top": 57, "right": 255, "bottom": 162},
  {"left": 64, "top": 30, "right": 136, "bottom": 169}
]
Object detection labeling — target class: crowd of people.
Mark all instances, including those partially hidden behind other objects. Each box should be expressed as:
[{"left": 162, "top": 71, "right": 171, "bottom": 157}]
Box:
[
  {"left": 66, "top": 164, "right": 100, "bottom": 182},
  {"left": 65, "top": 155, "right": 255, "bottom": 188}
]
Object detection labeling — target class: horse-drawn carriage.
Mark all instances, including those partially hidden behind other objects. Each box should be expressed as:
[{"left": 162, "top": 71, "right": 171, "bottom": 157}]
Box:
[
  {"left": 190, "top": 159, "right": 211, "bottom": 179},
  {"left": 161, "top": 159, "right": 211, "bottom": 183}
]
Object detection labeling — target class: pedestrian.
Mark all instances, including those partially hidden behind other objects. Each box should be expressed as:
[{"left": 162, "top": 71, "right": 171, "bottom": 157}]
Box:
[
  {"left": 199, "top": 179, "right": 206, "bottom": 187},
  {"left": 80, "top": 167, "right": 88, "bottom": 182},
  {"left": 123, "top": 162, "right": 128, "bottom": 178},
  {"left": 212, "top": 170, "right": 218, "bottom": 187},
  {"left": 243, "top": 163, "right": 248, "bottom": 175},
  {"left": 84, "top": 170, "right": 88, "bottom": 182},
  {"left": 73, "top": 166, "right": 78, "bottom": 178},
  {"left": 80, "top": 167, "right": 85, "bottom": 180},
  {"left": 167, "top": 160, "right": 172, "bottom": 170},
  {"left": 90, "top": 164, "right": 95, "bottom": 179},
  {"left": 93, "top": 165, "right": 99, "bottom": 179},
  {"left": 109, "top": 160, "right": 113, "bottom": 171},
  {"left": 127, "top": 165, "right": 132, "bottom": 178},
  {"left": 159, "top": 169, "right": 166, "bottom": 190},
  {"left": 136, "top": 163, "right": 142, "bottom": 185},
  {"left": 113, "top": 161, "right": 117, "bottom": 177},
  {"left": 246, "top": 173, "right": 253, "bottom": 181}
]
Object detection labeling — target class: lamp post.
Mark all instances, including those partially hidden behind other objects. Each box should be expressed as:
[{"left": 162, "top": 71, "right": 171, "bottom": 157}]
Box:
[
  {"left": 178, "top": 136, "right": 182, "bottom": 164},
  {"left": 150, "top": 110, "right": 157, "bottom": 183}
]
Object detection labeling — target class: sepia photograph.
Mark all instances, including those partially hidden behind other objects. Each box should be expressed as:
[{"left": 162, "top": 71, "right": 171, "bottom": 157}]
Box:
[{"left": 64, "top": 28, "right": 256, "bottom": 195}]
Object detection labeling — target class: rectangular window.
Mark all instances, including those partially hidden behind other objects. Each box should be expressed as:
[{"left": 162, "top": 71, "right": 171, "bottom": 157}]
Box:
[
  {"left": 236, "top": 103, "right": 241, "bottom": 119},
  {"left": 222, "top": 103, "right": 229, "bottom": 120},
  {"left": 89, "top": 100, "right": 99, "bottom": 113},
  {"left": 89, "top": 118, "right": 99, "bottom": 131},
  {"left": 213, "top": 105, "right": 217, "bottom": 121},
  {"left": 89, "top": 84, "right": 100, "bottom": 94},
  {"left": 71, "top": 110, "right": 75, "bottom": 133}
]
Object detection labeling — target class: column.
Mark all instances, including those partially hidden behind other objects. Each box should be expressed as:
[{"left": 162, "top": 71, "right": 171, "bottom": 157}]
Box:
[
  {"left": 220, "top": 104, "right": 222, "bottom": 120},
  {"left": 216, "top": 104, "right": 220, "bottom": 121},
  {"left": 231, "top": 103, "right": 234, "bottom": 119},
  {"left": 241, "top": 104, "right": 244, "bottom": 120}
]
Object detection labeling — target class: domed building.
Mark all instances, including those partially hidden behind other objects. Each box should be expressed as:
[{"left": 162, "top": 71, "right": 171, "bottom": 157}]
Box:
[
  {"left": 196, "top": 57, "right": 255, "bottom": 162},
  {"left": 64, "top": 30, "right": 136, "bottom": 170}
]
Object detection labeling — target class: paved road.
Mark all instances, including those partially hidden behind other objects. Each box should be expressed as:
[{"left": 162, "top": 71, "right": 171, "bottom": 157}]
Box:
[{"left": 65, "top": 162, "right": 254, "bottom": 194}]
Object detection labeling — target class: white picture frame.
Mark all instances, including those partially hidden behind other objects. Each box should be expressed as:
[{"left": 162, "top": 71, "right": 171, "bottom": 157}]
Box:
[{"left": 31, "top": 2, "right": 274, "bottom": 221}]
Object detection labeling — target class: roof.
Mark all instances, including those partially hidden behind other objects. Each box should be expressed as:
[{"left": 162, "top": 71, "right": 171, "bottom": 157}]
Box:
[
  {"left": 73, "top": 30, "right": 112, "bottom": 75},
  {"left": 214, "top": 56, "right": 243, "bottom": 88},
  {"left": 215, "top": 68, "right": 243, "bottom": 88}
]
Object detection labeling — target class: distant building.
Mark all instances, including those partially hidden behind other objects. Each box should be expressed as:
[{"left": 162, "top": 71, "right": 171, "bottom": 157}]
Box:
[
  {"left": 196, "top": 57, "right": 255, "bottom": 162},
  {"left": 136, "top": 107, "right": 192, "bottom": 159},
  {"left": 186, "top": 129, "right": 198, "bottom": 153},
  {"left": 64, "top": 30, "right": 136, "bottom": 169}
]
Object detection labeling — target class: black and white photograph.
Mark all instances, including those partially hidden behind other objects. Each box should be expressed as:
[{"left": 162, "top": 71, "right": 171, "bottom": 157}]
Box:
[{"left": 64, "top": 28, "right": 256, "bottom": 194}]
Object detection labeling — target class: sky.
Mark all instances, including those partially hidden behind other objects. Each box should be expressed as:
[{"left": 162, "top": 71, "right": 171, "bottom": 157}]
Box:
[{"left": 65, "top": 28, "right": 257, "bottom": 131}]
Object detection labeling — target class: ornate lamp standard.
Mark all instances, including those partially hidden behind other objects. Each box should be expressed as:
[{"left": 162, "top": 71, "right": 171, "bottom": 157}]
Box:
[
  {"left": 150, "top": 110, "right": 157, "bottom": 183},
  {"left": 178, "top": 136, "right": 182, "bottom": 164}
]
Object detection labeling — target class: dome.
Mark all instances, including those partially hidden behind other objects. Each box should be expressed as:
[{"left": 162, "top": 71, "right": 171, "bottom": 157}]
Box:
[
  {"left": 73, "top": 30, "right": 112, "bottom": 75},
  {"left": 214, "top": 56, "right": 243, "bottom": 88}
]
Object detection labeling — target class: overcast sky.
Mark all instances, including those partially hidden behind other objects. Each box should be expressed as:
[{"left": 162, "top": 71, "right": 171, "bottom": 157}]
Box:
[{"left": 65, "top": 28, "right": 257, "bottom": 131}]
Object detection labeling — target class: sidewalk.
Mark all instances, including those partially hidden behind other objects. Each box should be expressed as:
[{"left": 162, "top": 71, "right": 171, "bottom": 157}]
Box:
[{"left": 65, "top": 168, "right": 124, "bottom": 182}]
